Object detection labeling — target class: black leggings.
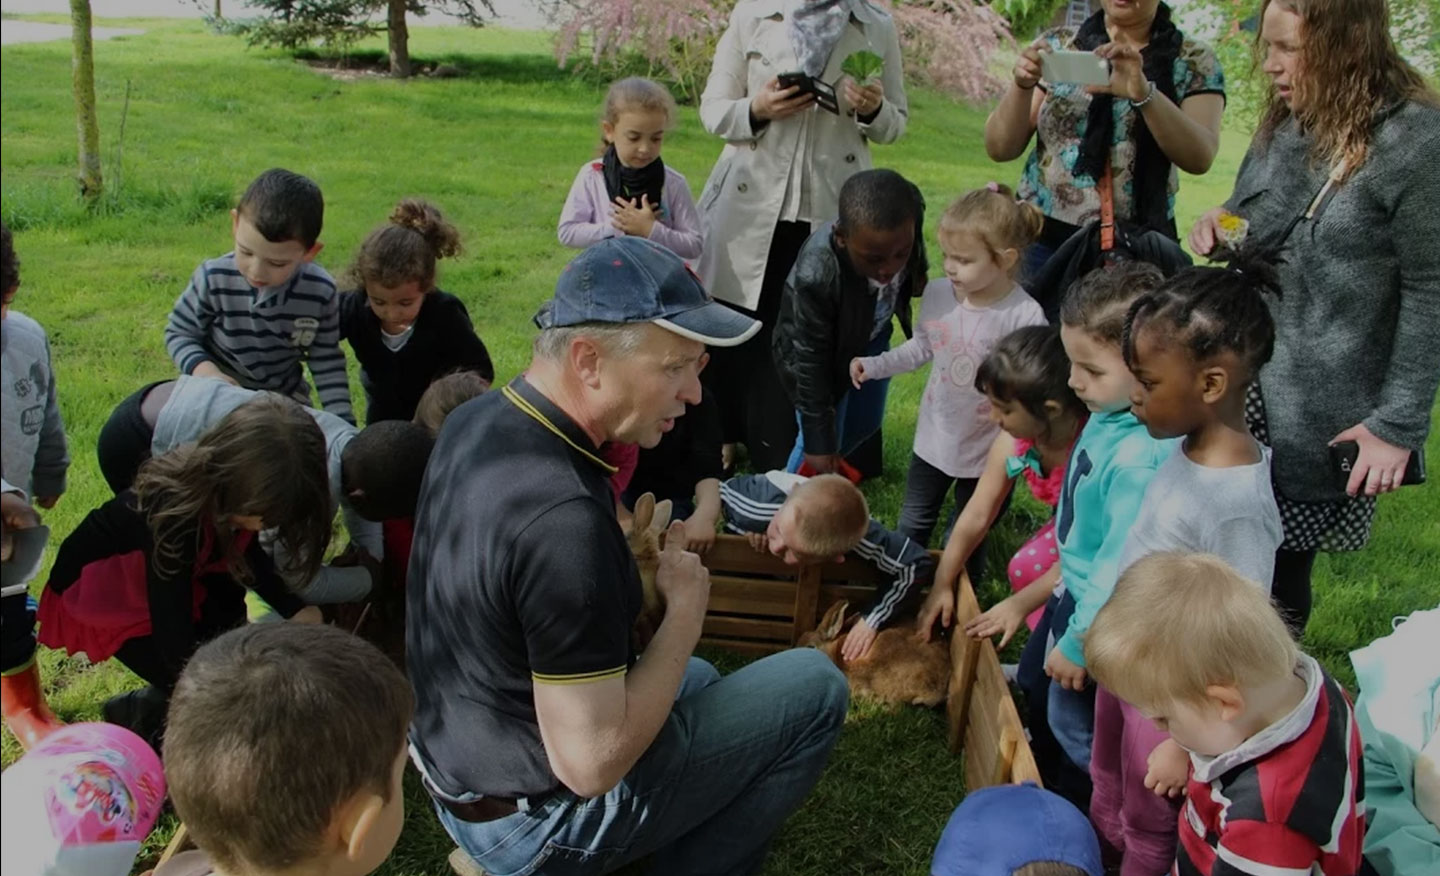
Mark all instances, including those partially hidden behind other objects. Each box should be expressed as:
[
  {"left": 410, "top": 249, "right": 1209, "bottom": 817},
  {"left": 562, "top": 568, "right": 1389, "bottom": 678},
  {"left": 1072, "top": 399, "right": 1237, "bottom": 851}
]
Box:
[
  {"left": 95, "top": 381, "right": 165, "bottom": 493},
  {"left": 1271, "top": 548, "right": 1317, "bottom": 636},
  {"left": 1, "top": 593, "right": 37, "bottom": 674},
  {"left": 703, "top": 221, "right": 811, "bottom": 473}
]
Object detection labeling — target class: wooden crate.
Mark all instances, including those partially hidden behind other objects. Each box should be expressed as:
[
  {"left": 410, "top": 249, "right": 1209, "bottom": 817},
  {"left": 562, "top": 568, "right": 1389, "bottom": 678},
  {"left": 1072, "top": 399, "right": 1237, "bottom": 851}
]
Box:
[{"left": 697, "top": 535, "right": 1041, "bottom": 789}]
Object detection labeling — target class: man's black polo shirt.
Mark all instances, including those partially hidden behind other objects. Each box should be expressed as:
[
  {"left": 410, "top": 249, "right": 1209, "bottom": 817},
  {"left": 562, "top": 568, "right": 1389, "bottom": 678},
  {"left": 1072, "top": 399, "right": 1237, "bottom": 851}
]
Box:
[{"left": 405, "top": 376, "right": 641, "bottom": 799}]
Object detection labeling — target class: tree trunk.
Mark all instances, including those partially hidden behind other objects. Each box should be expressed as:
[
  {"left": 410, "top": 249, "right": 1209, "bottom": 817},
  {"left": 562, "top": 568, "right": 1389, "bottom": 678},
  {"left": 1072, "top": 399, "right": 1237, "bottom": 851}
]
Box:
[
  {"left": 69, "top": 0, "right": 102, "bottom": 202},
  {"left": 214, "top": 0, "right": 221, "bottom": 19},
  {"left": 387, "top": 0, "right": 411, "bottom": 78}
]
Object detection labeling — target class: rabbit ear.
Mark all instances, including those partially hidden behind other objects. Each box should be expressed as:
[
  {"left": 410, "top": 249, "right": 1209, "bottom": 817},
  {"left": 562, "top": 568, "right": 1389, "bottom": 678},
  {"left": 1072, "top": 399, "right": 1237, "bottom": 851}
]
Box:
[
  {"left": 651, "top": 499, "right": 673, "bottom": 533},
  {"left": 632, "top": 493, "right": 655, "bottom": 533},
  {"left": 817, "top": 601, "right": 849, "bottom": 640}
]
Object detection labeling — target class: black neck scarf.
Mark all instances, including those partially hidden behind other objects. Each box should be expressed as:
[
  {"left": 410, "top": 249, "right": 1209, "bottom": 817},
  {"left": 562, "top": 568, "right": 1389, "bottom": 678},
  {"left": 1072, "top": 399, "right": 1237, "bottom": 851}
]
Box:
[
  {"left": 602, "top": 145, "right": 666, "bottom": 211},
  {"left": 1073, "top": 3, "right": 1183, "bottom": 236}
]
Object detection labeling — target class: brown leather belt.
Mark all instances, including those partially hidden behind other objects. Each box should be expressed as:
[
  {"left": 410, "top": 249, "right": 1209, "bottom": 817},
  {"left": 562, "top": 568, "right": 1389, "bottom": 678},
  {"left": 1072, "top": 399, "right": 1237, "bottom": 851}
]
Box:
[{"left": 438, "top": 794, "right": 519, "bottom": 824}]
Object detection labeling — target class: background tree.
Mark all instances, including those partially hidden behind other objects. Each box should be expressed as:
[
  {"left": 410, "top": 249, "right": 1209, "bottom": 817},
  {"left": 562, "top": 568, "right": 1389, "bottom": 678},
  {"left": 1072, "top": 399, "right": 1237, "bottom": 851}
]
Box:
[
  {"left": 70, "top": 0, "right": 102, "bottom": 202},
  {"left": 224, "top": 0, "right": 495, "bottom": 77},
  {"left": 551, "top": 0, "right": 1013, "bottom": 104}
]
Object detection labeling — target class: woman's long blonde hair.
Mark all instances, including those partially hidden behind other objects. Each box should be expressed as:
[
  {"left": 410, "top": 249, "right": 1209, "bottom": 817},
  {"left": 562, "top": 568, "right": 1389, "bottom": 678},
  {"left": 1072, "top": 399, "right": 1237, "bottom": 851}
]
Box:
[
  {"left": 1257, "top": 0, "right": 1438, "bottom": 180},
  {"left": 132, "top": 394, "right": 332, "bottom": 587}
]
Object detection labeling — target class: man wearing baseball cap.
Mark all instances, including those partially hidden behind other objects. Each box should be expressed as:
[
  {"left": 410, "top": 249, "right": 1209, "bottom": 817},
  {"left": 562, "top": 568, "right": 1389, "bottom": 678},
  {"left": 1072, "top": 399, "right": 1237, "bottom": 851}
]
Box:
[
  {"left": 406, "top": 237, "right": 849, "bottom": 876},
  {"left": 932, "top": 783, "right": 1104, "bottom": 876}
]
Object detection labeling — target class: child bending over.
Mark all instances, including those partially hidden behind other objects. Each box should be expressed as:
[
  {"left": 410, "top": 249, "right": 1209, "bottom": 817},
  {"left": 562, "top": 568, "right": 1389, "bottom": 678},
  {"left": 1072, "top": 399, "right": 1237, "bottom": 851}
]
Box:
[
  {"left": 851, "top": 183, "right": 1045, "bottom": 561},
  {"left": 155, "top": 622, "right": 413, "bottom": 876},
  {"left": 165, "top": 169, "right": 353, "bottom": 423},
  {"left": 1086, "top": 552, "right": 1364, "bottom": 876},
  {"left": 1088, "top": 256, "right": 1285, "bottom": 874},
  {"left": 721, "top": 471, "right": 934, "bottom": 661},
  {"left": 36, "top": 395, "right": 332, "bottom": 747},
  {"left": 774, "top": 168, "right": 928, "bottom": 476},
  {"left": 339, "top": 198, "right": 493, "bottom": 424},
  {"left": 559, "top": 77, "right": 703, "bottom": 260}
]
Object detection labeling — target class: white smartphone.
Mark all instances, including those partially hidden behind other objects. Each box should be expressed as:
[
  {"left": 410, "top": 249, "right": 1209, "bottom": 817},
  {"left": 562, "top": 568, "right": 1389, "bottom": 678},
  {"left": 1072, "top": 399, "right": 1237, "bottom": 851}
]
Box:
[{"left": 1041, "top": 50, "right": 1112, "bottom": 87}]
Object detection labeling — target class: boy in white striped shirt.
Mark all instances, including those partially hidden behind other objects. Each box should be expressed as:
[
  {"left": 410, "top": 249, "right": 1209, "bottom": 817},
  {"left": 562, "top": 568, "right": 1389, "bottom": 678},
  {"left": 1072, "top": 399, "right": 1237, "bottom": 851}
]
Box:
[{"left": 165, "top": 169, "right": 353, "bottom": 423}]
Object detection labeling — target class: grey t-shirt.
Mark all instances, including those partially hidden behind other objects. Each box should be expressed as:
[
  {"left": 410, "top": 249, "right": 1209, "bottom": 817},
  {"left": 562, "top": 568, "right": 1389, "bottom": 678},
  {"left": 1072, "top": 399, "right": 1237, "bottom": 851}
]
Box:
[{"left": 1118, "top": 443, "right": 1283, "bottom": 590}]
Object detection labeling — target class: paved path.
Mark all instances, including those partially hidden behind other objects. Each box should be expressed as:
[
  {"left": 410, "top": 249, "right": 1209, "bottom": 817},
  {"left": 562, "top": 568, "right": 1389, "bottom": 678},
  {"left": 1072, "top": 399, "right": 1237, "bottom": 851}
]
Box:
[
  {"left": 1, "top": 20, "right": 142, "bottom": 44},
  {"left": 1, "top": 0, "right": 546, "bottom": 45}
]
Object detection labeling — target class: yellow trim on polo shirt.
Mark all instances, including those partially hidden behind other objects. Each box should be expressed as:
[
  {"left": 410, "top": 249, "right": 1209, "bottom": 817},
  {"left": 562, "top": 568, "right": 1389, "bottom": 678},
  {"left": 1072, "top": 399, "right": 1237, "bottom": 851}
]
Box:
[
  {"left": 502, "top": 384, "right": 619, "bottom": 475},
  {"left": 532, "top": 666, "right": 629, "bottom": 685}
]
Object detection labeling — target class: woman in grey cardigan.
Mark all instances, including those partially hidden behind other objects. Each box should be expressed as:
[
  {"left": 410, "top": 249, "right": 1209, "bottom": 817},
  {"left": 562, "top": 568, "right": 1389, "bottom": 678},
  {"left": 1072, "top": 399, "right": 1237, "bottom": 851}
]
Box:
[{"left": 1190, "top": 0, "right": 1439, "bottom": 632}]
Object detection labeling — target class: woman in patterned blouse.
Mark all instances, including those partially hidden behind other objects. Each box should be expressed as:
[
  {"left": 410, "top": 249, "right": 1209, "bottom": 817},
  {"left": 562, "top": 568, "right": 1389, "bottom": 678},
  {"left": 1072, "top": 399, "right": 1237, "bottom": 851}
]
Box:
[{"left": 984, "top": 1, "right": 1226, "bottom": 279}]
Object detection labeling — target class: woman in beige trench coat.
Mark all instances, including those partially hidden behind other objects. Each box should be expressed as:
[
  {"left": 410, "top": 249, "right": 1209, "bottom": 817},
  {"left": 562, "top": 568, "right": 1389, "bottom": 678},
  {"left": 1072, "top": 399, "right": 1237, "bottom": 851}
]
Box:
[{"left": 696, "top": 0, "right": 908, "bottom": 471}]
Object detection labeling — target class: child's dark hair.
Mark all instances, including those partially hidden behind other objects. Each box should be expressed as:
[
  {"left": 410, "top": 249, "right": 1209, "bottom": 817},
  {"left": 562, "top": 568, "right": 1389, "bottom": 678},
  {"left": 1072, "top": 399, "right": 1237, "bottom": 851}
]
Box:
[
  {"left": 837, "top": 168, "right": 930, "bottom": 301},
  {"left": 1059, "top": 261, "right": 1166, "bottom": 346},
  {"left": 165, "top": 623, "right": 413, "bottom": 874},
  {"left": 342, "top": 420, "right": 436, "bottom": 521},
  {"left": 236, "top": 168, "right": 324, "bottom": 248},
  {"left": 349, "top": 198, "right": 462, "bottom": 291},
  {"left": 1122, "top": 253, "right": 1281, "bottom": 385},
  {"left": 974, "top": 325, "right": 1085, "bottom": 423},
  {"left": 939, "top": 184, "right": 1045, "bottom": 279},
  {"left": 133, "top": 394, "right": 332, "bottom": 586},
  {"left": 0, "top": 222, "right": 17, "bottom": 292},
  {"left": 414, "top": 370, "right": 491, "bottom": 436}
]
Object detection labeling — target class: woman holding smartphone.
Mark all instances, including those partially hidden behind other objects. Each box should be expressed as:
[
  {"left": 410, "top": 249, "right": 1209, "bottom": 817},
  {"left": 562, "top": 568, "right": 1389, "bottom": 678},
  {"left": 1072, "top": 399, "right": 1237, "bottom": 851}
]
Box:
[
  {"left": 984, "top": 0, "right": 1225, "bottom": 279},
  {"left": 696, "top": 0, "right": 908, "bottom": 473},
  {"left": 1188, "top": 0, "right": 1440, "bottom": 633}
]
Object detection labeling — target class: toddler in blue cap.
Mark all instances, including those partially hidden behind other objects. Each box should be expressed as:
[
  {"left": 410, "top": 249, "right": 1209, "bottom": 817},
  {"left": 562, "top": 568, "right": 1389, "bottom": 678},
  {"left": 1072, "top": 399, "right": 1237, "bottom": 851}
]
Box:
[{"left": 932, "top": 783, "right": 1102, "bottom": 876}]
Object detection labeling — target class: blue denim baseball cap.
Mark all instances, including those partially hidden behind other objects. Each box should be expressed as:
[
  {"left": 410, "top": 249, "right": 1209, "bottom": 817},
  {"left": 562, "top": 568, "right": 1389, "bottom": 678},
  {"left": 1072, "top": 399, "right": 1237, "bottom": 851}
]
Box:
[
  {"left": 535, "top": 237, "right": 760, "bottom": 347},
  {"left": 931, "top": 784, "right": 1103, "bottom": 876}
]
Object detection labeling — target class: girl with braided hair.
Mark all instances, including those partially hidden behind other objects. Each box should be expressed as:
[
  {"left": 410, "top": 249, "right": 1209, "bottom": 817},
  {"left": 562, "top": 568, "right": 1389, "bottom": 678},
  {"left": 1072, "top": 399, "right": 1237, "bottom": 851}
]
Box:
[{"left": 1088, "top": 253, "right": 1287, "bottom": 875}]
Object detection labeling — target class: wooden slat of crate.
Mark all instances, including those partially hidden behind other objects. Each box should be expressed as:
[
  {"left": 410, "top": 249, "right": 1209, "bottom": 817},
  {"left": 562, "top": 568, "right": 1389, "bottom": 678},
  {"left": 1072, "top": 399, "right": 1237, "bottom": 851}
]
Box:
[
  {"left": 703, "top": 615, "right": 794, "bottom": 641},
  {"left": 703, "top": 537, "right": 804, "bottom": 577},
  {"left": 708, "top": 576, "right": 799, "bottom": 618}
]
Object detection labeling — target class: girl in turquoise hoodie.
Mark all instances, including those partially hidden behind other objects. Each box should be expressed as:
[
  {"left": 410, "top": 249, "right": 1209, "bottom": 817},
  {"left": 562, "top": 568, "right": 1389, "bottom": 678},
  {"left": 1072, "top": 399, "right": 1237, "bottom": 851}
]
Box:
[{"left": 1013, "top": 262, "right": 1175, "bottom": 798}]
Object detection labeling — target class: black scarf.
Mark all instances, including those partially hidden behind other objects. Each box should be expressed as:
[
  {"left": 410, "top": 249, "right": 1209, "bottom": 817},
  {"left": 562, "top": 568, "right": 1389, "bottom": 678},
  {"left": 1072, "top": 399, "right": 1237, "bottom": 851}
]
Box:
[
  {"left": 1073, "top": 3, "right": 1183, "bottom": 236},
  {"left": 602, "top": 145, "right": 666, "bottom": 211}
]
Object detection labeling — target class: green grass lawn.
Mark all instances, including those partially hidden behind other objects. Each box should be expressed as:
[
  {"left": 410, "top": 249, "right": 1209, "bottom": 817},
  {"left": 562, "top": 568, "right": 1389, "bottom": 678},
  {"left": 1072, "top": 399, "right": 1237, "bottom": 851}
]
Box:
[{"left": 2, "top": 17, "right": 1437, "bottom": 875}]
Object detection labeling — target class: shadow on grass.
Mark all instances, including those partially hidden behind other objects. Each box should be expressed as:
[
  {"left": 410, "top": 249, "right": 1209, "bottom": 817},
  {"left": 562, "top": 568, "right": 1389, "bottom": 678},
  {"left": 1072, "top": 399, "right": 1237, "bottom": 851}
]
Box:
[{"left": 292, "top": 48, "right": 572, "bottom": 87}]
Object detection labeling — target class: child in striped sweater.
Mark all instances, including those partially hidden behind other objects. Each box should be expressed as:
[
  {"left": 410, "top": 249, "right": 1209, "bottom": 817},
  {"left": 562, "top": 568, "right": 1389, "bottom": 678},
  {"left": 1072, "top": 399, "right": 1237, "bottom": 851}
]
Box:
[{"left": 165, "top": 168, "right": 354, "bottom": 423}]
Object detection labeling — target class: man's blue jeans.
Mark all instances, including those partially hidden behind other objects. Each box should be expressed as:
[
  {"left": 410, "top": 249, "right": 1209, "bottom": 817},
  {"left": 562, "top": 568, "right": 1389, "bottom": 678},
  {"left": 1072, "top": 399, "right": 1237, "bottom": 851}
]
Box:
[
  {"left": 785, "top": 328, "right": 892, "bottom": 473},
  {"left": 436, "top": 650, "right": 849, "bottom": 876}
]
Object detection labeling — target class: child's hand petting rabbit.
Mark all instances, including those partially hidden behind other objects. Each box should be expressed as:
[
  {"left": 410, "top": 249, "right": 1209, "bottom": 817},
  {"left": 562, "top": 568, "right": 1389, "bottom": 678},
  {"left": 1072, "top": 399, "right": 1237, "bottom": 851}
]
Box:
[{"left": 841, "top": 617, "right": 878, "bottom": 661}]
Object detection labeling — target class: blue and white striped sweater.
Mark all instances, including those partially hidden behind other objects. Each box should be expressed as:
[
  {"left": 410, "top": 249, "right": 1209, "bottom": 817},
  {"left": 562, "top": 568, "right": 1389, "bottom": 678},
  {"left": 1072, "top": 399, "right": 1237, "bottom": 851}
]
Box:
[
  {"left": 165, "top": 253, "right": 353, "bottom": 423},
  {"left": 719, "top": 472, "right": 933, "bottom": 630}
]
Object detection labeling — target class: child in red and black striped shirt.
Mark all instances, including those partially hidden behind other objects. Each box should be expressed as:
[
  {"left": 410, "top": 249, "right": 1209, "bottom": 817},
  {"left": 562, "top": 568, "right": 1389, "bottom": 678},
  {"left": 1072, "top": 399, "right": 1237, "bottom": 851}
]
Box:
[{"left": 1085, "top": 552, "right": 1364, "bottom": 876}]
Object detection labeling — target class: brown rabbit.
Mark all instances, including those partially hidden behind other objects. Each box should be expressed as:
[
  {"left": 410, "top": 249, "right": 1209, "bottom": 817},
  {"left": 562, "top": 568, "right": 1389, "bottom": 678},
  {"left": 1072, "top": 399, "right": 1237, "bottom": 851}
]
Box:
[
  {"left": 798, "top": 600, "right": 949, "bottom": 707},
  {"left": 626, "top": 492, "right": 672, "bottom": 651}
]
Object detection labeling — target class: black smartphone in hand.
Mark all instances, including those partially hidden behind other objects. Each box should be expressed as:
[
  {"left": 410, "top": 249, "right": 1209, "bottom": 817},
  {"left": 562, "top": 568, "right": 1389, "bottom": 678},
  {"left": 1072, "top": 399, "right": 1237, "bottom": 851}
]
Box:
[
  {"left": 1329, "top": 441, "right": 1426, "bottom": 491},
  {"left": 776, "top": 71, "right": 840, "bottom": 115}
]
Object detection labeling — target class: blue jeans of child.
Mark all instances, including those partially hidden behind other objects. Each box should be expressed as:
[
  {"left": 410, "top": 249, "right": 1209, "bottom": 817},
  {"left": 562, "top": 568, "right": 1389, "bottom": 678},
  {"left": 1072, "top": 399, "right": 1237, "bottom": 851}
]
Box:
[
  {"left": 1018, "top": 589, "right": 1095, "bottom": 770},
  {"left": 436, "top": 650, "right": 849, "bottom": 876},
  {"left": 785, "top": 328, "right": 892, "bottom": 473}
]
